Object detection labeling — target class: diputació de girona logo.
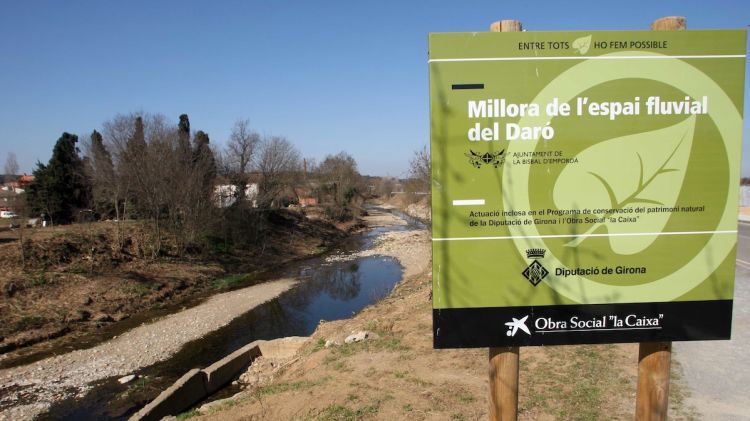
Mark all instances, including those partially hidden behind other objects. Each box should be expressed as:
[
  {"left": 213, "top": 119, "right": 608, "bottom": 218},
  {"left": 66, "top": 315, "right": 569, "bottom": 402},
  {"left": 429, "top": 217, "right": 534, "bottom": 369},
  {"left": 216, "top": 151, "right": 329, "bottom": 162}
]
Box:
[
  {"left": 522, "top": 248, "right": 548, "bottom": 286},
  {"left": 503, "top": 51, "right": 742, "bottom": 304}
]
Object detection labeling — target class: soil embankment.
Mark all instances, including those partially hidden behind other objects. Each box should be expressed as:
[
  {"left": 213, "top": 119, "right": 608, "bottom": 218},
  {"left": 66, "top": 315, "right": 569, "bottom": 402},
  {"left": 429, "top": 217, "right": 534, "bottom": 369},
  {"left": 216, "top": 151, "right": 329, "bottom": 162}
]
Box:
[{"left": 0, "top": 209, "right": 351, "bottom": 362}]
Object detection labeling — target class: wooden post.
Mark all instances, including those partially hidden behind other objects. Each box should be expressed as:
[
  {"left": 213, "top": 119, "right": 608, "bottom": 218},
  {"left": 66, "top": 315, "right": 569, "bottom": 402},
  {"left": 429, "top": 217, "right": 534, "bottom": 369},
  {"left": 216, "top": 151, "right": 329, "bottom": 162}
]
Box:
[
  {"left": 490, "top": 19, "right": 522, "bottom": 33},
  {"left": 487, "top": 19, "right": 522, "bottom": 421},
  {"left": 651, "top": 16, "right": 686, "bottom": 31},
  {"left": 489, "top": 346, "right": 520, "bottom": 421},
  {"left": 634, "top": 15, "right": 685, "bottom": 421},
  {"left": 636, "top": 342, "right": 672, "bottom": 420}
]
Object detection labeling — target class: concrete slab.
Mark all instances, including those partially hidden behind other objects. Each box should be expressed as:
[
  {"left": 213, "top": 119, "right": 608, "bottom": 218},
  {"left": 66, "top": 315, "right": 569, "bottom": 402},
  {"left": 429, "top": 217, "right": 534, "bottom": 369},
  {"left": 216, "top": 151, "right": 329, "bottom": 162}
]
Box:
[
  {"left": 257, "top": 336, "right": 307, "bottom": 360},
  {"left": 131, "top": 336, "right": 310, "bottom": 420},
  {"left": 129, "top": 368, "right": 206, "bottom": 421},
  {"left": 203, "top": 341, "right": 262, "bottom": 395}
]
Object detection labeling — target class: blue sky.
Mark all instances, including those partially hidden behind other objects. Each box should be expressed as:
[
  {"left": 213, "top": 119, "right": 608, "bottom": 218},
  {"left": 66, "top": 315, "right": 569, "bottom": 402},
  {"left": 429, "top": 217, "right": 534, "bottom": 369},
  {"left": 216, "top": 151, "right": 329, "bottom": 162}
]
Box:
[{"left": 1, "top": 1, "right": 749, "bottom": 177}]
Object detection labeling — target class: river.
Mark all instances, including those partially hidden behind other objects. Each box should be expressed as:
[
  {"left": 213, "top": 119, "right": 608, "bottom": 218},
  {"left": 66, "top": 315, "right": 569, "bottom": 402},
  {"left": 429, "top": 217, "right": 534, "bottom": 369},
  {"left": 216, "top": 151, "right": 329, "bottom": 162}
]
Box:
[{"left": 36, "top": 208, "right": 423, "bottom": 420}]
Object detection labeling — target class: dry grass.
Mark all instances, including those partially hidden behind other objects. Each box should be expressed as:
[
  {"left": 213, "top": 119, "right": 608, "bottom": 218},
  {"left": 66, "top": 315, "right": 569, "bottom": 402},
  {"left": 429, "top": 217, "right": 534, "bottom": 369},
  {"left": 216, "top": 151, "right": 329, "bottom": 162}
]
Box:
[{"left": 190, "top": 266, "right": 668, "bottom": 421}]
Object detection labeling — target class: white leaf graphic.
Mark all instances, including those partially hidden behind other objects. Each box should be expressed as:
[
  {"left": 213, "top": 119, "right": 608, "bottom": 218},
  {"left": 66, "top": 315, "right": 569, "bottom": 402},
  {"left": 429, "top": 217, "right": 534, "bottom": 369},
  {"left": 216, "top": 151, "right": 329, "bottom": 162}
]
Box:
[
  {"left": 572, "top": 35, "right": 592, "bottom": 55},
  {"left": 553, "top": 115, "right": 696, "bottom": 255}
]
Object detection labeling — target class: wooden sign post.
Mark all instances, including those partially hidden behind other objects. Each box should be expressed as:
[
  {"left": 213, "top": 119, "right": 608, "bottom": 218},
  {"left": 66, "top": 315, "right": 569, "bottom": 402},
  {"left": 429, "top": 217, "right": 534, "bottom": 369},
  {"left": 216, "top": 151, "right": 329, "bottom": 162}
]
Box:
[
  {"left": 633, "top": 16, "right": 686, "bottom": 421},
  {"left": 634, "top": 17, "right": 685, "bottom": 421},
  {"left": 487, "top": 19, "right": 523, "bottom": 421}
]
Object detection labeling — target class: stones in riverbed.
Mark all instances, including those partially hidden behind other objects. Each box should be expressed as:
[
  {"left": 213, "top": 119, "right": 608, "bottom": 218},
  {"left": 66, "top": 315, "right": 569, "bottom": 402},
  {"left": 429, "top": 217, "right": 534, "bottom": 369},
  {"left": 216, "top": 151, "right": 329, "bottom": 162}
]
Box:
[
  {"left": 344, "top": 330, "right": 378, "bottom": 344},
  {"left": 324, "top": 339, "right": 339, "bottom": 348},
  {"left": 237, "top": 356, "right": 277, "bottom": 387},
  {"left": 65, "top": 310, "right": 91, "bottom": 323},
  {"left": 118, "top": 374, "right": 138, "bottom": 384},
  {"left": 93, "top": 313, "right": 114, "bottom": 322},
  {"left": 112, "top": 313, "right": 130, "bottom": 322}
]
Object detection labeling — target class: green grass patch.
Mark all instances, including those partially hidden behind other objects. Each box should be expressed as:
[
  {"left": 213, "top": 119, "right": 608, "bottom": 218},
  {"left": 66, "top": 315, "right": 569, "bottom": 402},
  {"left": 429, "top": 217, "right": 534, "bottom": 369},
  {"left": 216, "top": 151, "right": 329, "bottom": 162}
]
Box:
[
  {"left": 324, "top": 359, "right": 351, "bottom": 372},
  {"left": 406, "top": 376, "right": 433, "bottom": 387},
  {"left": 317, "top": 404, "right": 358, "bottom": 420},
  {"left": 325, "top": 333, "right": 410, "bottom": 364},
  {"left": 310, "top": 338, "right": 326, "bottom": 353},
  {"left": 126, "top": 282, "right": 157, "bottom": 297},
  {"left": 116, "top": 375, "right": 155, "bottom": 400},
  {"left": 68, "top": 263, "right": 90, "bottom": 274},
  {"left": 455, "top": 390, "right": 476, "bottom": 404},
  {"left": 313, "top": 246, "right": 328, "bottom": 255},
  {"left": 317, "top": 400, "right": 381, "bottom": 421},
  {"left": 31, "top": 275, "right": 47, "bottom": 286},
  {"left": 14, "top": 315, "right": 45, "bottom": 332},
  {"left": 346, "top": 393, "right": 359, "bottom": 402},
  {"left": 212, "top": 272, "right": 258, "bottom": 290},
  {"left": 175, "top": 409, "right": 200, "bottom": 420},
  {"left": 259, "top": 376, "right": 330, "bottom": 396}
]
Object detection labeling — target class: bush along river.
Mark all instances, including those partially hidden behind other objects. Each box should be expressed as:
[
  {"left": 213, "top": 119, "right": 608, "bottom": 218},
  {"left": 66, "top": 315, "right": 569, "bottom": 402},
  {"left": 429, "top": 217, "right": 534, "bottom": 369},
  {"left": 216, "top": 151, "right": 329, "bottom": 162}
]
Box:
[{"left": 38, "top": 208, "right": 423, "bottom": 420}]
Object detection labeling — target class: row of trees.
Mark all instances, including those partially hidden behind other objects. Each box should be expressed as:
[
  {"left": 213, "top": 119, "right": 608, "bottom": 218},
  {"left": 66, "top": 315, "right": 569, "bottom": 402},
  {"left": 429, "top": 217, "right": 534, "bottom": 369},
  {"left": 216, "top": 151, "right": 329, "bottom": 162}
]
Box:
[{"left": 21, "top": 112, "right": 365, "bottom": 256}]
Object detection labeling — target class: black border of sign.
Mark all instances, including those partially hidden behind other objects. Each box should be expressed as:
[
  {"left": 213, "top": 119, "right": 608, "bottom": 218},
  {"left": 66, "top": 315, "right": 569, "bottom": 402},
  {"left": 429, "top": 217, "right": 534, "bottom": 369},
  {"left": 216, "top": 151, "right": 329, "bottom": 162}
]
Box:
[{"left": 433, "top": 300, "right": 733, "bottom": 348}]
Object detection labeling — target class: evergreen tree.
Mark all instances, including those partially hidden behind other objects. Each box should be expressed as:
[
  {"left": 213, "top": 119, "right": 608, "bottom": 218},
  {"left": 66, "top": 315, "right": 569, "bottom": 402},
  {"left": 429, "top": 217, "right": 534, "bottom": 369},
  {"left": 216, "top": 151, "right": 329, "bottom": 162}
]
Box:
[
  {"left": 122, "top": 116, "right": 149, "bottom": 216},
  {"left": 130, "top": 116, "right": 147, "bottom": 153},
  {"left": 88, "top": 129, "right": 117, "bottom": 216},
  {"left": 26, "top": 132, "right": 91, "bottom": 224},
  {"left": 192, "top": 130, "right": 216, "bottom": 197},
  {"left": 177, "top": 113, "right": 191, "bottom": 157}
]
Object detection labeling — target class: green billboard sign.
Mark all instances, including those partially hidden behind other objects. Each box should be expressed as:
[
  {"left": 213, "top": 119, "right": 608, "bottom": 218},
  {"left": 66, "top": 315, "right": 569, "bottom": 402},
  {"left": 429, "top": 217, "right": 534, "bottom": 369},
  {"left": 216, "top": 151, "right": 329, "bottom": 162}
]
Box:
[{"left": 430, "top": 30, "right": 746, "bottom": 348}]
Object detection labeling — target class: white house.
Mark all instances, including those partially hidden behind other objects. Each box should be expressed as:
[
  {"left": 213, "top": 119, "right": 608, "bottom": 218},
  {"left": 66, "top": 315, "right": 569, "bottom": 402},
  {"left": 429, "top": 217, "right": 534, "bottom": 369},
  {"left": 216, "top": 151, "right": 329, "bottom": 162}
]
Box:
[{"left": 214, "top": 183, "right": 258, "bottom": 208}]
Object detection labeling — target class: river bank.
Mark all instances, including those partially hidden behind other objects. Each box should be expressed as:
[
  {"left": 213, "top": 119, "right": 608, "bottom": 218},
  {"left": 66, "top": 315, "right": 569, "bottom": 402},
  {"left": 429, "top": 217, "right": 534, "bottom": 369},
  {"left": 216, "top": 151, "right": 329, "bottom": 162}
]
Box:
[
  {"left": 0, "top": 206, "right": 417, "bottom": 420},
  {"left": 0, "top": 208, "right": 361, "bottom": 420},
  {"left": 0, "top": 208, "right": 352, "bottom": 366},
  {"left": 0, "top": 279, "right": 300, "bottom": 420}
]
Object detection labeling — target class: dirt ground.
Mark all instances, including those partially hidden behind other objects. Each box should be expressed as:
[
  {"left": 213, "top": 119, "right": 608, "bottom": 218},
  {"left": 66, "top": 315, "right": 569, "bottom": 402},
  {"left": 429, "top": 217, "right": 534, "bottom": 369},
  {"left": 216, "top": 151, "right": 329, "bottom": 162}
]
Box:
[
  {"left": 188, "top": 215, "right": 697, "bottom": 421},
  {"left": 0, "top": 209, "right": 352, "bottom": 363}
]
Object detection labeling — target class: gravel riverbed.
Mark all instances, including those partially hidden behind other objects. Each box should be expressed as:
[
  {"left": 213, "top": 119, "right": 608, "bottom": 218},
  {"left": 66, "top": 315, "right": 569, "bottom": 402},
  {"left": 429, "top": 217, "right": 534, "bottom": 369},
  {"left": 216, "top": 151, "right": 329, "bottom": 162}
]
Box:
[{"left": 0, "top": 279, "right": 296, "bottom": 420}]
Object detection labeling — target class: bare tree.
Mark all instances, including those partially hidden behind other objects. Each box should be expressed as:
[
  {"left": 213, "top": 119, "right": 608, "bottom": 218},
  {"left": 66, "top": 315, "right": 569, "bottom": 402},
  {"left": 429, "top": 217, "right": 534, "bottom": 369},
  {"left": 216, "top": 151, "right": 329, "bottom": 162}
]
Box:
[
  {"left": 98, "top": 112, "right": 218, "bottom": 256},
  {"left": 255, "top": 136, "right": 302, "bottom": 208},
  {"left": 375, "top": 176, "right": 397, "bottom": 198},
  {"left": 226, "top": 119, "right": 260, "bottom": 201},
  {"left": 101, "top": 113, "right": 174, "bottom": 256},
  {"left": 2, "top": 152, "right": 26, "bottom": 264},
  {"left": 408, "top": 145, "right": 431, "bottom": 194},
  {"left": 317, "top": 151, "right": 361, "bottom": 219},
  {"left": 318, "top": 151, "right": 360, "bottom": 205},
  {"left": 180, "top": 130, "right": 216, "bottom": 245},
  {"left": 4, "top": 152, "right": 19, "bottom": 182}
]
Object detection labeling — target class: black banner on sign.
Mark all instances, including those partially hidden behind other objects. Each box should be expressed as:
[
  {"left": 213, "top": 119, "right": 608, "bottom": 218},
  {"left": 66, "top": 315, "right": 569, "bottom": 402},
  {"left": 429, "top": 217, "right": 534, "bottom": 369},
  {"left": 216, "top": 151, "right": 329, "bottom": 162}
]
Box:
[{"left": 433, "top": 300, "right": 733, "bottom": 349}]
